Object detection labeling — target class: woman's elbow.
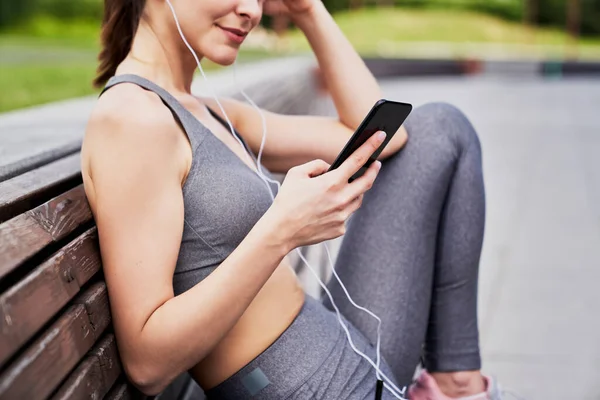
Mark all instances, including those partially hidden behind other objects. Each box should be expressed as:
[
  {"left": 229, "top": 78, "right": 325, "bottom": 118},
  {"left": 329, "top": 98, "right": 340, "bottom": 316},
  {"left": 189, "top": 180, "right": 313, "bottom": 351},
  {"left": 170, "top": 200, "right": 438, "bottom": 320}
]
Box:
[{"left": 124, "top": 358, "right": 170, "bottom": 396}]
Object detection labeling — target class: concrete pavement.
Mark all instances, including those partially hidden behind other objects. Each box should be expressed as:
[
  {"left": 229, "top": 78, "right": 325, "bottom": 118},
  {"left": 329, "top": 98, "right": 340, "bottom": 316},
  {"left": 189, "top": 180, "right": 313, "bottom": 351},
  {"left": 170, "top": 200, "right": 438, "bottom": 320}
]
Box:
[{"left": 379, "top": 76, "right": 600, "bottom": 399}]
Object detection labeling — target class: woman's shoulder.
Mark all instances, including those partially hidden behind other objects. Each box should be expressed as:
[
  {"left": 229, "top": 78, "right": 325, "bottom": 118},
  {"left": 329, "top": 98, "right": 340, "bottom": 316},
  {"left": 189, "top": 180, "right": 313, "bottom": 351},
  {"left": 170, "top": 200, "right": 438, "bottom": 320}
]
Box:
[
  {"left": 82, "top": 81, "right": 191, "bottom": 183},
  {"left": 89, "top": 82, "right": 172, "bottom": 135},
  {"left": 85, "top": 80, "right": 189, "bottom": 153}
]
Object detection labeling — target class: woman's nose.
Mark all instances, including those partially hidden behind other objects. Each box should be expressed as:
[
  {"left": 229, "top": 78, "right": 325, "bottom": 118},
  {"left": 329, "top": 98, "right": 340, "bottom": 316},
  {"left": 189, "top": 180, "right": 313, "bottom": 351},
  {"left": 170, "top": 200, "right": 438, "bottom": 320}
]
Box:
[{"left": 237, "top": 0, "right": 262, "bottom": 21}]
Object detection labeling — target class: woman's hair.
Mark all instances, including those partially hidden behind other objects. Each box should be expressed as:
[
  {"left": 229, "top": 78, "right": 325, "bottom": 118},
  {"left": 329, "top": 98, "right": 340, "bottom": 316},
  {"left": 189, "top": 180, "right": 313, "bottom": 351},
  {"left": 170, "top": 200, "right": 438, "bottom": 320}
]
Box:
[{"left": 94, "top": 0, "right": 147, "bottom": 88}]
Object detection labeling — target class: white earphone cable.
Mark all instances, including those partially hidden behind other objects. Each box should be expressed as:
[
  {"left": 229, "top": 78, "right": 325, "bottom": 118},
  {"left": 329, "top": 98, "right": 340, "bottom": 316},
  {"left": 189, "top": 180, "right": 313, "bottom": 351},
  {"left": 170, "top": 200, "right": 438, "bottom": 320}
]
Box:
[{"left": 164, "top": 1, "right": 406, "bottom": 397}]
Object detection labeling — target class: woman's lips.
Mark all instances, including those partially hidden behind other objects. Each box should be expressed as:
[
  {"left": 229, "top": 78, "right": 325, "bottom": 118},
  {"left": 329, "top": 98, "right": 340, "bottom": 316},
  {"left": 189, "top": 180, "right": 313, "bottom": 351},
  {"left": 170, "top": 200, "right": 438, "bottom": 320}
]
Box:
[{"left": 217, "top": 25, "right": 248, "bottom": 44}]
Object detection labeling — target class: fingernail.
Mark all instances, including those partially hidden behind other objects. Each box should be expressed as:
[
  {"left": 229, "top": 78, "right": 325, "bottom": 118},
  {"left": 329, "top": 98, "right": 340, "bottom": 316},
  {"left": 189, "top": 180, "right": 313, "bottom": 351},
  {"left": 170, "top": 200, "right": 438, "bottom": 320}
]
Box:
[
  {"left": 375, "top": 160, "right": 382, "bottom": 169},
  {"left": 377, "top": 131, "right": 386, "bottom": 141}
]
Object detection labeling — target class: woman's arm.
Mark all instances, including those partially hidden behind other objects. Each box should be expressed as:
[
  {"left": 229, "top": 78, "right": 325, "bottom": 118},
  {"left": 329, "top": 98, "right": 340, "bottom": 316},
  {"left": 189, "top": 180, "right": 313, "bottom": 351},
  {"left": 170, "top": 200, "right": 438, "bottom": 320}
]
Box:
[
  {"left": 290, "top": 0, "right": 382, "bottom": 129},
  {"left": 207, "top": 1, "right": 407, "bottom": 173},
  {"left": 85, "top": 89, "right": 290, "bottom": 395}
]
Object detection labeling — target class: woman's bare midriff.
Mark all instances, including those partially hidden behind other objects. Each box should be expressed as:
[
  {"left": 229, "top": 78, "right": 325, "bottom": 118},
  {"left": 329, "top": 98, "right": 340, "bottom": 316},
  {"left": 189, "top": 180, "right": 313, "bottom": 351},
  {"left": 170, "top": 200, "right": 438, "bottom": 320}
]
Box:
[{"left": 190, "top": 256, "right": 306, "bottom": 390}]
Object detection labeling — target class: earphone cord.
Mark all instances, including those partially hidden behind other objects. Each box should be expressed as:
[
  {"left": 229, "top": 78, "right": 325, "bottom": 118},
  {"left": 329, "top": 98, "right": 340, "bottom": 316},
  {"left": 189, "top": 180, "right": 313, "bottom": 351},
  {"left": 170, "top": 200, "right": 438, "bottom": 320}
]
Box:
[{"left": 164, "top": 1, "right": 407, "bottom": 398}]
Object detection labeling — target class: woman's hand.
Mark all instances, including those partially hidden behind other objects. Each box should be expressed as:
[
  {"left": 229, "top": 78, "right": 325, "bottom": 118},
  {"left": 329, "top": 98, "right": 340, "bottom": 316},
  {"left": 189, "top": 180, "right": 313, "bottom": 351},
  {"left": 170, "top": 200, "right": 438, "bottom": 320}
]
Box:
[
  {"left": 269, "top": 131, "right": 386, "bottom": 251},
  {"left": 263, "top": 0, "right": 319, "bottom": 20}
]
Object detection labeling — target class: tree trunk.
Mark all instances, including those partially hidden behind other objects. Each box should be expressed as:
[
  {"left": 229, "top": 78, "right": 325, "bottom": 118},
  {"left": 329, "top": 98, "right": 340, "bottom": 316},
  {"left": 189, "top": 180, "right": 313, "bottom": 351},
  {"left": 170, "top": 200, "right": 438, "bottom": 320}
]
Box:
[
  {"left": 524, "top": 0, "right": 538, "bottom": 26},
  {"left": 350, "top": 0, "right": 364, "bottom": 9},
  {"left": 566, "top": 0, "right": 581, "bottom": 59},
  {"left": 566, "top": 0, "right": 581, "bottom": 38}
]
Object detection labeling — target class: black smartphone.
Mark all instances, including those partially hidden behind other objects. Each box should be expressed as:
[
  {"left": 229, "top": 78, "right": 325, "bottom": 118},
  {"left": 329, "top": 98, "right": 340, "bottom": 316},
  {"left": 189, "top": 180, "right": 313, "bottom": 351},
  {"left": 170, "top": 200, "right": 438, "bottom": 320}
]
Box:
[{"left": 328, "top": 99, "right": 413, "bottom": 182}]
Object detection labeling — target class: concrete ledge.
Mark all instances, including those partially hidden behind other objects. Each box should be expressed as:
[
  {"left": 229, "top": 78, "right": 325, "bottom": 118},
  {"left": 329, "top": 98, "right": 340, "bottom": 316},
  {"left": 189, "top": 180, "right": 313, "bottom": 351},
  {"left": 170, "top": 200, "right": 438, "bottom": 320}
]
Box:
[
  {"left": 364, "top": 57, "right": 467, "bottom": 77},
  {"left": 358, "top": 57, "right": 600, "bottom": 78}
]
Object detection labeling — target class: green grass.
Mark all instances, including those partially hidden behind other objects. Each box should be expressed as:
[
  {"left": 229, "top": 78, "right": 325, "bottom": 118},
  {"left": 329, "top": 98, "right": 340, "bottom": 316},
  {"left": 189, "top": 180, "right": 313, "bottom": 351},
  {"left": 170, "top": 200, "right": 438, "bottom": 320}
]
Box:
[
  {"left": 0, "top": 46, "right": 277, "bottom": 112},
  {"left": 1, "top": 15, "right": 101, "bottom": 47},
  {"left": 0, "top": 17, "right": 282, "bottom": 112},
  {"left": 285, "top": 8, "right": 600, "bottom": 59},
  {"left": 0, "top": 17, "right": 100, "bottom": 112},
  {"left": 0, "top": 64, "right": 98, "bottom": 112}
]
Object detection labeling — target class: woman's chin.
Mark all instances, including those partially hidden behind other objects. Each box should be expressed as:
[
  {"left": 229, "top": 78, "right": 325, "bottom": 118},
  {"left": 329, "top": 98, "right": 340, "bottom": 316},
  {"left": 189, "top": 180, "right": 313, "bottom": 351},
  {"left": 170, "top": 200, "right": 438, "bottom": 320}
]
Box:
[{"left": 205, "top": 49, "right": 240, "bottom": 67}]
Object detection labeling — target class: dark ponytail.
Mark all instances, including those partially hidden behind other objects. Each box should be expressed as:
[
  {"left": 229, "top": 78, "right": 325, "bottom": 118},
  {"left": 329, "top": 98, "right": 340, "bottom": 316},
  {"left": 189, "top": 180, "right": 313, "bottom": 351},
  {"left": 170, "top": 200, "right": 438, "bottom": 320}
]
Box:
[{"left": 94, "top": 0, "right": 146, "bottom": 88}]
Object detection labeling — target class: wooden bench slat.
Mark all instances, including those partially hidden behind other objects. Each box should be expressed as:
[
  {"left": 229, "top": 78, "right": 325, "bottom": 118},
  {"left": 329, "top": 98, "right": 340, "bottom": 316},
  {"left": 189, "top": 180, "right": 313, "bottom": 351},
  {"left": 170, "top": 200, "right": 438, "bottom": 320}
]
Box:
[
  {"left": 51, "top": 356, "right": 101, "bottom": 400},
  {"left": 29, "top": 184, "right": 91, "bottom": 241},
  {"left": 51, "top": 334, "right": 121, "bottom": 400},
  {"left": 0, "top": 153, "right": 81, "bottom": 224},
  {"left": 0, "top": 305, "right": 95, "bottom": 400},
  {"left": 73, "top": 281, "right": 111, "bottom": 339},
  {"left": 0, "top": 283, "right": 110, "bottom": 400},
  {"left": 0, "top": 228, "right": 101, "bottom": 368},
  {"left": 91, "top": 334, "right": 122, "bottom": 395},
  {"left": 0, "top": 185, "right": 92, "bottom": 282},
  {"left": 0, "top": 213, "right": 52, "bottom": 280}
]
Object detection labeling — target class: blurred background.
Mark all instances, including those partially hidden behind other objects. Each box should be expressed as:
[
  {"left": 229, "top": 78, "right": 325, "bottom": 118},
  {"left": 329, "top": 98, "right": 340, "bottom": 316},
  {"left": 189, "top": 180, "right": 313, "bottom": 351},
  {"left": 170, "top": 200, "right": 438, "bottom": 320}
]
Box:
[
  {"left": 1, "top": 0, "right": 600, "bottom": 111},
  {"left": 1, "top": 1, "right": 599, "bottom": 399}
]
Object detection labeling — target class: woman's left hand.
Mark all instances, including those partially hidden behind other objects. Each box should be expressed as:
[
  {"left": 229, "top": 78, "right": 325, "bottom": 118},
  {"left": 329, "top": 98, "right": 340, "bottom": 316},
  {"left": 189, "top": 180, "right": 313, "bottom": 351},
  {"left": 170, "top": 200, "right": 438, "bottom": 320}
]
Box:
[{"left": 263, "top": 0, "right": 319, "bottom": 19}]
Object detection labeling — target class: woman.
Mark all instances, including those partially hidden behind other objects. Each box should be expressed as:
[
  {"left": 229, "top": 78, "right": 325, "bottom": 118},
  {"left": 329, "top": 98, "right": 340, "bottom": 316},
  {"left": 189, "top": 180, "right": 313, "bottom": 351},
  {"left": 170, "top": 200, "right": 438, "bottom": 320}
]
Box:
[{"left": 82, "top": 0, "right": 504, "bottom": 398}]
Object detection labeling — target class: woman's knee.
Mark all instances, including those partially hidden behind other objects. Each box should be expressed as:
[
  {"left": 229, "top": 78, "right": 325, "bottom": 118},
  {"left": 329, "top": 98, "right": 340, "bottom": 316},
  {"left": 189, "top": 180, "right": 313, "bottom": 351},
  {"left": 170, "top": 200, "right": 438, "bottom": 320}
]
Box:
[{"left": 404, "top": 102, "right": 480, "bottom": 158}]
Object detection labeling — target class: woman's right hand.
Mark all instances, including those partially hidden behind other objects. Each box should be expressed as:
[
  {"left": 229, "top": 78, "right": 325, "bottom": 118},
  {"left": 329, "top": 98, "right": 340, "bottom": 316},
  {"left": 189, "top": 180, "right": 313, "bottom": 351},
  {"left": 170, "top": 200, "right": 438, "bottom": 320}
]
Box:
[{"left": 270, "top": 131, "right": 387, "bottom": 251}]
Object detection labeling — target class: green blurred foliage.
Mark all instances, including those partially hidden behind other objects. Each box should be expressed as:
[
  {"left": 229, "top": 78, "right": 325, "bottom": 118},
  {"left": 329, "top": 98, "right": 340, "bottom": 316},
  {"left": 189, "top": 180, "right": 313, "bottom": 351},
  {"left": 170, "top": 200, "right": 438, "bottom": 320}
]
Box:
[
  {"left": 537, "top": 0, "right": 600, "bottom": 35},
  {"left": 0, "top": 0, "right": 102, "bottom": 28},
  {"left": 36, "top": 0, "right": 103, "bottom": 20},
  {"left": 0, "top": 0, "right": 37, "bottom": 27},
  {"left": 1, "top": 0, "right": 600, "bottom": 35},
  {"left": 581, "top": 1, "right": 600, "bottom": 34},
  {"left": 321, "top": 0, "right": 600, "bottom": 35}
]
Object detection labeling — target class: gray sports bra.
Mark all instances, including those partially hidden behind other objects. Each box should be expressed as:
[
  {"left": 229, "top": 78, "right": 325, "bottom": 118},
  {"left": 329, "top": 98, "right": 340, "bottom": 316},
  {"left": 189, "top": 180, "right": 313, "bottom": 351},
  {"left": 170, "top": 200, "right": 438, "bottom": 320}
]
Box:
[{"left": 102, "top": 74, "right": 278, "bottom": 295}]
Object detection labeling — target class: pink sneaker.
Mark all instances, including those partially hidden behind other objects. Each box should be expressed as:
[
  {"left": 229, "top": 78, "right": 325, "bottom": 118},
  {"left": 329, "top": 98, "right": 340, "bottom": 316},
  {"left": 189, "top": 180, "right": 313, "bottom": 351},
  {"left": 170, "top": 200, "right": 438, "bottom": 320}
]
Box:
[{"left": 408, "top": 370, "right": 511, "bottom": 400}]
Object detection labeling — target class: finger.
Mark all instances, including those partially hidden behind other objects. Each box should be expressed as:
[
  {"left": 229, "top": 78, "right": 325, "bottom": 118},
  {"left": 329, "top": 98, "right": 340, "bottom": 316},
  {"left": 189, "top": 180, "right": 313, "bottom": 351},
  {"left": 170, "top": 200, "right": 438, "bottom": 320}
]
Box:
[
  {"left": 342, "top": 159, "right": 381, "bottom": 200},
  {"left": 293, "top": 159, "right": 331, "bottom": 177},
  {"left": 337, "top": 131, "right": 386, "bottom": 181},
  {"left": 346, "top": 193, "right": 364, "bottom": 214}
]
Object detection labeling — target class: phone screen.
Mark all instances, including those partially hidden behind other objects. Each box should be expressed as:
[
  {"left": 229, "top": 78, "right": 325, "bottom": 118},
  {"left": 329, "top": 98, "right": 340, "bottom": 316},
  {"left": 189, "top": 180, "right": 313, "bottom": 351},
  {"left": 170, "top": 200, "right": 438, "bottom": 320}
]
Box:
[{"left": 328, "top": 99, "right": 412, "bottom": 182}]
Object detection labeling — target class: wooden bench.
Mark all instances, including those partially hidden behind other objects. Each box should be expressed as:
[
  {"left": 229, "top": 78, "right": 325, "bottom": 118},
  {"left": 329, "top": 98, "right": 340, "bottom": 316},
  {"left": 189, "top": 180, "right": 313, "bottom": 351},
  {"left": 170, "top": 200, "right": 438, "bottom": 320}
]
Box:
[
  {"left": 0, "top": 62, "right": 323, "bottom": 400},
  {"left": 0, "top": 150, "right": 205, "bottom": 399}
]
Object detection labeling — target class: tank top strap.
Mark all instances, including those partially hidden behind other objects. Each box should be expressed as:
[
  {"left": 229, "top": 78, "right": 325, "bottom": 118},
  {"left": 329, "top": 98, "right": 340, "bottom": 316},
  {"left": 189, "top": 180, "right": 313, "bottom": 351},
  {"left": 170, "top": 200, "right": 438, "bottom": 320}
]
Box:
[
  {"left": 205, "top": 106, "right": 256, "bottom": 162},
  {"left": 100, "top": 74, "right": 206, "bottom": 150}
]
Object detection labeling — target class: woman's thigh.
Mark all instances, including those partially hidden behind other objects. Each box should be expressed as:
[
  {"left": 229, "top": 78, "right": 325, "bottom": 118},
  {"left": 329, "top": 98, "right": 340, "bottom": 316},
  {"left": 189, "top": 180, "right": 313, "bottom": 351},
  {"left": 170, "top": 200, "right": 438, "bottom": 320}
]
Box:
[{"left": 288, "top": 313, "right": 401, "bottom": 400}]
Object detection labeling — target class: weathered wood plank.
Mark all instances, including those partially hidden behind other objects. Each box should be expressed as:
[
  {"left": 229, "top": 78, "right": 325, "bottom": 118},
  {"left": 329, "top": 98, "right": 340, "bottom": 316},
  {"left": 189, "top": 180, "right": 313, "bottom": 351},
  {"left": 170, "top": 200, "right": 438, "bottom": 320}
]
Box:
[
  {"left": 91, "top": 334, "right": 122, "bottom": 395},
  {"left": 0, "top": 140, "right": 80, "bottom": 184},
  {"left": 69, "top": 228, "right": 102, "bottom": 285},
  {"left": 0, "top": 228, "right": 101, "bottom": 368},
  {"left": 0, "top": 213, "right": 52, "bottom": 279},
  {"left": 0, "top": 153, "right": 81, "bottom": 223},
  {"left": 28, "top": 185, "right": 91, "bottom": 241},
  {"left": 0, "top": 185, "right": 93, "bottom": 282},
  {"left": 0, "top": 284, "right": 110, "bottom": 400},
  {"left": 73, "top": 281, "right": 111, "bottom": 339},
  {"left": 51, "top": 334, "right": 122, "bottom": 400},
  {"left": 51, "top": 356, "right": 101, "bottom": 400},
  {"left": 0, "top": 305, "right": 95, "bottom": 400}
]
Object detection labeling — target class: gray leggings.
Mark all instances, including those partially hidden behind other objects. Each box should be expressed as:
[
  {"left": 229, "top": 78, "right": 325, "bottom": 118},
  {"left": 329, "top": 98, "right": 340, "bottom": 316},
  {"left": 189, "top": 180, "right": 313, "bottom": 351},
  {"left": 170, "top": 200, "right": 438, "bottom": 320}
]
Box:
[
  {"left": 325, "top": 102, "right": 485, "bottom": 383},
  {"left": 205, "top": 102, "right": 485, "bottom": 399}
]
